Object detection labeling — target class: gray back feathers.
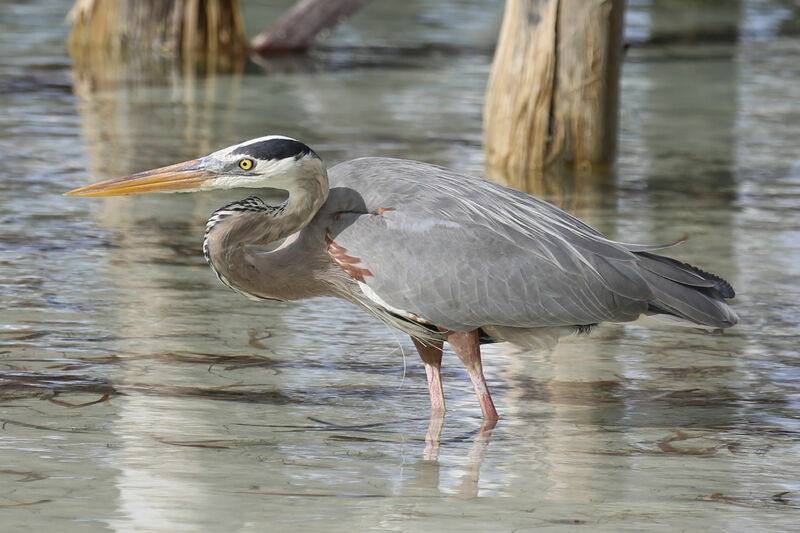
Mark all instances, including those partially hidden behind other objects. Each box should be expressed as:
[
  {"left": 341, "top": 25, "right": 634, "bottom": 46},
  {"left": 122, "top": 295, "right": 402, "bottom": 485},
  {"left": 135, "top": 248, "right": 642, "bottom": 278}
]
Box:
[{"left": 322, "top": 157, "right": 737, "bottom": 332}]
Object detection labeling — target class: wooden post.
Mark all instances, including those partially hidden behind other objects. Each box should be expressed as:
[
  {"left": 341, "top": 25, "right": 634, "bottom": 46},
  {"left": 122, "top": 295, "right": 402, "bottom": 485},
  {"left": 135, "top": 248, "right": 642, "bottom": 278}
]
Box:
[{"left": 484, "top": 0, "right": 625, "bottom": 175}]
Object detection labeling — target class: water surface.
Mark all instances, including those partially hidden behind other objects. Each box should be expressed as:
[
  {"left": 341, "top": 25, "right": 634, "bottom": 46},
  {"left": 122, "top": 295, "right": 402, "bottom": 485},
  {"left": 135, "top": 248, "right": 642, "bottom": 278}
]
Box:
[{"left": 1, "top": 1, "right": 799, "bottom": 531}]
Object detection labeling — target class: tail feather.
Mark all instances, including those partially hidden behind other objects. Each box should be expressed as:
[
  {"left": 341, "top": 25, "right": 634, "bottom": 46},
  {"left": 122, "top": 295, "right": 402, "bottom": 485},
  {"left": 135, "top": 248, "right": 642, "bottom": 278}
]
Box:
[
  {"left": 637, "top": 251, "right": 735, "bottom": 298},
  {"left": 634, "top": 252, "right": 738, "bottom": 329}
]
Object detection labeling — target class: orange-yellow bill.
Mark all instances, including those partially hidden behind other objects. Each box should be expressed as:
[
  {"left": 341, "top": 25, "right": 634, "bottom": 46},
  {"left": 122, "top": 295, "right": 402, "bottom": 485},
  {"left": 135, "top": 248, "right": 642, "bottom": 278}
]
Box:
[{"left": 65, "top": 159, "right": 214, "bottom": 197}]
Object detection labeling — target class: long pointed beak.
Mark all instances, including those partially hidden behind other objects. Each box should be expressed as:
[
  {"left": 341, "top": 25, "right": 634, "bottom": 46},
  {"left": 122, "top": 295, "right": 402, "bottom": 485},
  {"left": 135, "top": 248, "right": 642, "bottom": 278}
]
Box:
[{"left": 65, "top": 158, "right": 216, "bottom": 197}]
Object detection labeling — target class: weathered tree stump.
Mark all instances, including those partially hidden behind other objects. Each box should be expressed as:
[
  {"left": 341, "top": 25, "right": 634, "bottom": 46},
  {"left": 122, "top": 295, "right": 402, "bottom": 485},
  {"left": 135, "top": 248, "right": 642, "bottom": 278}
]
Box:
[
  {"left": 484, "top": 0, "right": 625, "bottom": 175},
  {"left": 68, "top": 0, "right": 247, "bottom": 69}
]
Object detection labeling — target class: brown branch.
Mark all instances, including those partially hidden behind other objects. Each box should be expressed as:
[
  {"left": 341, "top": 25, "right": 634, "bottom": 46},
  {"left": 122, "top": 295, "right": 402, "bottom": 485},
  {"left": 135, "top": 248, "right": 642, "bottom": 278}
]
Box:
[{"left": 250, "top": 0, "right": 371, "bottom": 55}]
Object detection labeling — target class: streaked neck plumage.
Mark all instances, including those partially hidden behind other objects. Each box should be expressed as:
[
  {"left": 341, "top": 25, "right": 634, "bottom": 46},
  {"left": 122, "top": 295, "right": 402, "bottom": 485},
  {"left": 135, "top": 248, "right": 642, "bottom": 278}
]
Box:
[{"left": 202, "top": 156, "right": 330, "bottom": 301}]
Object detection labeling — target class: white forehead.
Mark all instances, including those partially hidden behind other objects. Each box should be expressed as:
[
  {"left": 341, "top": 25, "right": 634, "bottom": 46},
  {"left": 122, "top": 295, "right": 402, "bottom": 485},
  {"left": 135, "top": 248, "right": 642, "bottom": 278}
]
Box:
[{"left": 211, "top": 135, "right": 299, "bottom": 160}]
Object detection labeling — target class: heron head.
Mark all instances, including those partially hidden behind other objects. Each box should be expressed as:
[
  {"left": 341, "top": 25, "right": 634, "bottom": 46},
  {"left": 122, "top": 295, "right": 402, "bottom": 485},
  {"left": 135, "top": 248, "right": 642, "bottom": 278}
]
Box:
[{"left": 65, "top": 135, "right": 326, "bottom": 197}]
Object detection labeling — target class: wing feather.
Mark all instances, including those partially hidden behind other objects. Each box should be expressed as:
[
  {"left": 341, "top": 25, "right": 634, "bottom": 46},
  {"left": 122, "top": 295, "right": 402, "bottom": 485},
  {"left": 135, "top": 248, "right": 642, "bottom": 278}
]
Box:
[
  {"left": 320, "top": 157, "right": 720, "bottom": 331},
  {"left": 326, "top": 209, "right": 649, "bottom": 331}
]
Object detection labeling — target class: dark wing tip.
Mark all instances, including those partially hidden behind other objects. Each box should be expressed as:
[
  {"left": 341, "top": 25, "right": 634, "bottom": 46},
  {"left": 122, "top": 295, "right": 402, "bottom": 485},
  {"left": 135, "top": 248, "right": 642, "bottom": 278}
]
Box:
[
  {"left": 637, "top": 251, "right": 736, "bottom": 299},
  {"left": 704, "top": 270, "right": 736, "bottom": 299},
  {"left": 677, "top": 260, "right": 737, "bottom": 298}
]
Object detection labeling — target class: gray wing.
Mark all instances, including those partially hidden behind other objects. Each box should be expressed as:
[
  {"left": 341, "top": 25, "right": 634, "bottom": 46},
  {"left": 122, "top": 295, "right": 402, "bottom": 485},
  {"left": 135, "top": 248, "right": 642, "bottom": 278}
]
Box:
[{"left": 321, "top": 157, "right": 661, "bottom": 331}]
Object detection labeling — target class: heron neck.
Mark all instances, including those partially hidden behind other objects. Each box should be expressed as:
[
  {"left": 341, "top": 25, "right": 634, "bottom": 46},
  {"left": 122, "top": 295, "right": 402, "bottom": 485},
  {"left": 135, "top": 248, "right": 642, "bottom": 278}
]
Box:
[
  {"left": 262, "top": 156, "right": 329, "bottom": 239},
  {"left": 277, "top": 177, "right": 328, "bottom": 239},
  {"left": 203, "top": 165, "right": 330, "bottom": 301}
]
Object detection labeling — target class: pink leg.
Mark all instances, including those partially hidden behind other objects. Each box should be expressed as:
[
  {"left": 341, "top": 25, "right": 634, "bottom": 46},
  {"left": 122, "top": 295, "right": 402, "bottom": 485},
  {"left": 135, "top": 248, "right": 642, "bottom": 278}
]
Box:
[
  {"left": 412, "top": 337, "right": 446, "bottom": 415},
  {"left": 446, "top": 330, "right": 499, "bottom": 420}
]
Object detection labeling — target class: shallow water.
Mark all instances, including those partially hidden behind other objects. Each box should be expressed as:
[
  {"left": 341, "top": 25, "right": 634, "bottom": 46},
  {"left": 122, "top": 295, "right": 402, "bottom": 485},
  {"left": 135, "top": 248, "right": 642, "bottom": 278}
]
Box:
[{"left": 1, "top": 0, "right": 799, "bottom": 531}]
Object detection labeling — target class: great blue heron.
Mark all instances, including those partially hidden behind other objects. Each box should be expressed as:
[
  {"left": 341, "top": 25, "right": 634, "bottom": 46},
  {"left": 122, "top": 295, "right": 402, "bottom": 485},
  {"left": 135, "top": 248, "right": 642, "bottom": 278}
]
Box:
[{"left": 67, "top": 135, "right": 738, "bottom": 420}]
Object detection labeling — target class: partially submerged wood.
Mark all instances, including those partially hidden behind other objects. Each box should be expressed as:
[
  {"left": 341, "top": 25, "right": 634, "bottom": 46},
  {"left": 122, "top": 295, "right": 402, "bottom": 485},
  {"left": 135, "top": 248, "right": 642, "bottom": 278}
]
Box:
[
  {"left": 68, "top": 0, "right": 246, "bottom": 69},
  {"left": 484, "top": 0, "right": 625, "bottom": 175},
  {"left": 69, "top": 0, "right": 371, "bottom": 69},
  {"left": 250, "top": 0, "right": 371, "bottom": 54}
]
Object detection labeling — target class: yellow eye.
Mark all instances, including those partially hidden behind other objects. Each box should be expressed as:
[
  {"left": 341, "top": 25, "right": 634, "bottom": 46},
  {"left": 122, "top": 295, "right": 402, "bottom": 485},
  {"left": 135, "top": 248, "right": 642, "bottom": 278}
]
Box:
[{"left": 239, "top": 158, "right": 254, "bottom": 170}]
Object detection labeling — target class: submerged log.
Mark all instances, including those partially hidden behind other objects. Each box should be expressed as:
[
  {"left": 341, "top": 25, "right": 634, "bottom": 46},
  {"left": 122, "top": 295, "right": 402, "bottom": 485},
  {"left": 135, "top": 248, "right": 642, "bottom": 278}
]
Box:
[
  {"left": 484, "top": 0, "right": 625, "bottom": 174},
  {"left": 250, "top": 0, "right": 372, "bottom": 54}
]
